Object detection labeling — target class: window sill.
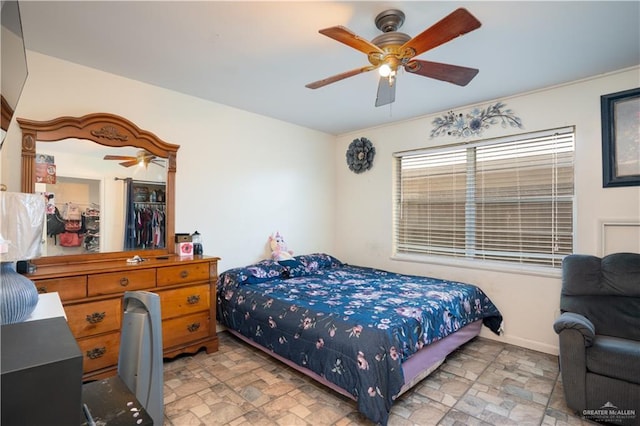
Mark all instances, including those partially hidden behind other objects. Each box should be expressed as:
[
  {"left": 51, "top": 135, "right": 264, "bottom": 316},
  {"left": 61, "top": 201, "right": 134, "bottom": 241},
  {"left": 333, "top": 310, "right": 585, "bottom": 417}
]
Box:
[{"left": 391, "top": 253, "right": 562, "bottom": 279}]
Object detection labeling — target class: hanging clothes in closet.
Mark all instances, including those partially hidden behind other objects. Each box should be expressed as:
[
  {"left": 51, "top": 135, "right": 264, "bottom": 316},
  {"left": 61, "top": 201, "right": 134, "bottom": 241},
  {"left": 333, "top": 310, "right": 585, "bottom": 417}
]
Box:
[
  {"left": 120, "top": 178, "right": 167, "bottom": 250},
  {"left": 133, "top": 203, "right": 165, "bottom": 249},
  {"left": 123, "top": 178, "right": 136, "bottom": 250}
]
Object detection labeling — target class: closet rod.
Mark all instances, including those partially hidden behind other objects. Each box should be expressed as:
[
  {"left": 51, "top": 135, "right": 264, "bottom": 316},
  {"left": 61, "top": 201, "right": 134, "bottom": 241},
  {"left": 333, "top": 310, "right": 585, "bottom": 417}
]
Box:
[{"left": 114, "top": 177, "right": 167, "bottom": 185}]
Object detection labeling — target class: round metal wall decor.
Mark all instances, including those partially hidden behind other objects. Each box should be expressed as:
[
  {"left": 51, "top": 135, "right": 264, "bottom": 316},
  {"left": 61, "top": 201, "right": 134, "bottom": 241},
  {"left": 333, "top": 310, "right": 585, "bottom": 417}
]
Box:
[{"left": 346, "top": 137, "right": 375, "bottom": 174}]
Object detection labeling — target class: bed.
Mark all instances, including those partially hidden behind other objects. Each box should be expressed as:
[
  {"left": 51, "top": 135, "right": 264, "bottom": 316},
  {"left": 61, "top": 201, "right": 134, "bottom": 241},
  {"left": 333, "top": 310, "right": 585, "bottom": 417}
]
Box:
[{"left": 216, "top": 253, "right": 503, "bottom": 425}]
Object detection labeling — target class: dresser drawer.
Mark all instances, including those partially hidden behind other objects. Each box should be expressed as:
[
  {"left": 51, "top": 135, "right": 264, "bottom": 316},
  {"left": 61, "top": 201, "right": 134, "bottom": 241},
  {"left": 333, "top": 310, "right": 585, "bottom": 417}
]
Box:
[
  {"left": 162, "top": 312, "right": 209, "bottom": 348},
  {"left": 88, "top": 269, "right": 155, "bottom": 296},
  {"left": 65, "top": 298, "right": 122, "bottom": 338},
  {"left": 35, "top": 276, "right": 87, "bottom": 301},
  {"left": 78, "top": 332, "right": 120, "bottom": 373},
  {"left": 157, "top": 263, "right": 209, "bottom": 287},
  {"left": 158, "top": 284, "right": 210, "bottom": 320}
]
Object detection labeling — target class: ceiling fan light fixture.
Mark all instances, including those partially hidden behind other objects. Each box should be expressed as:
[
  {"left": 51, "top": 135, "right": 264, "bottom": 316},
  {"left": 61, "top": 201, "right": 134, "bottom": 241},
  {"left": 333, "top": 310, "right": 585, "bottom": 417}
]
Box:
[
  {"left": 379, "top": 63, "right": 392, "bottom": 77},
  {"left": 378, "top": 55, "right": 400, "bottom": 77}
]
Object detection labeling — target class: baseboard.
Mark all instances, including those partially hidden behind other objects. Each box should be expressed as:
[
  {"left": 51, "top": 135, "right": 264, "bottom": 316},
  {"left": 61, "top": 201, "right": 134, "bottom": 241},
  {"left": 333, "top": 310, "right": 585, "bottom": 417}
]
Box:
[{"left": 480, "top": 331, "right": 559, "bottom": 356}]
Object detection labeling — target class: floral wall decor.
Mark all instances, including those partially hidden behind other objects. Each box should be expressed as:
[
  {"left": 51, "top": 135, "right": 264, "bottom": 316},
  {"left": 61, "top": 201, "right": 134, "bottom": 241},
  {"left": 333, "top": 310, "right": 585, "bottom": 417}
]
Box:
[
  {"left": 346, "top": 137, "right": 375, "bottom": 174},
  {"left": 430, "top": 102, "right": 523, "bottom": 138}
]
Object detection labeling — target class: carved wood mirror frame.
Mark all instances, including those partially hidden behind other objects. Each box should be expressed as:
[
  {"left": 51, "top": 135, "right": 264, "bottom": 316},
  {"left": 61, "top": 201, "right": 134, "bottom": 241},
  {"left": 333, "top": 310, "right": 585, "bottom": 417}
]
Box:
[{"left": 19, "top": 112, "right": 179, "bottom": 264}]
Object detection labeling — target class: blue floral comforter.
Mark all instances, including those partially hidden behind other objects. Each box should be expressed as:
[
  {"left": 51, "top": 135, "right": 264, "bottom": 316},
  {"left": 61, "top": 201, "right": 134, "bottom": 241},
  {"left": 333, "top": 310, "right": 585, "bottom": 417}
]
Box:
[{"left": 216, "top": 254, "right": 502, "bottom": 425}]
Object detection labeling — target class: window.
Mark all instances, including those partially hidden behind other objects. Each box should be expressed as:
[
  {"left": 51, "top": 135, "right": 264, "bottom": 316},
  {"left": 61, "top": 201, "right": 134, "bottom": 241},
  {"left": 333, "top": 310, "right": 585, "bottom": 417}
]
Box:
[{"left": 394, "top": 127, "right": 575, "bottom": 268}]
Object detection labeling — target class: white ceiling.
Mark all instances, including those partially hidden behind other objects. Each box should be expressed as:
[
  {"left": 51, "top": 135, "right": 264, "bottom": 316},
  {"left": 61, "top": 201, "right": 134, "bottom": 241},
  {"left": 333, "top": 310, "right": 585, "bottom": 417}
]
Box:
[{"left": 17, "top": 1, "right": 640, "bottom": 136}]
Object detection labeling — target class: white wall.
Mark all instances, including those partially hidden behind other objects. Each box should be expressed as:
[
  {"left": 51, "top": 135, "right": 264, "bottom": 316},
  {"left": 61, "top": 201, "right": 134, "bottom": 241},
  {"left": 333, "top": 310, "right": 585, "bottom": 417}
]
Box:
[
  {"left": 1, "top": 23, "right": 28, "bottom": 110},
  {"left": 0, "top": 51, "right": 336, "bottom": 271},
  {"left": 334, "top": 67, "right": 640, "bottom": 355}
]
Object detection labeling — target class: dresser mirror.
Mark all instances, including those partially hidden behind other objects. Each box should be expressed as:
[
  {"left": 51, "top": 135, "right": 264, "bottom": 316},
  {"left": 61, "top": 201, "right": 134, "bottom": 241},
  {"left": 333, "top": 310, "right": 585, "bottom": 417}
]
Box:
[{"left": 19, "top": 113, "right": 179, "bottom": 263}]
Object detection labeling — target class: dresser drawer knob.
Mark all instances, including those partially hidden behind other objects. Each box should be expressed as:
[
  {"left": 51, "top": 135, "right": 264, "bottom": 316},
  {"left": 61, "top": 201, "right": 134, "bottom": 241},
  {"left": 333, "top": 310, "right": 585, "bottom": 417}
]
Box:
[
  {"left": 186, "top": 295, "right": 200, "bottom": 305},
  {"left": 37, "top": 286, "right": 48, "bottom": 294},
  {"left": 187, "top": 322, "right": 200, "bottom": 333},
  {"left": 86, "top": 347, "right": 106, "bottom": 359},
  {"left": 180, "top": 270, "right": 189, "bottom": 279},
  {"left": 86, "top": 312, "right": 106, "bottom": 324},
  {"left": 120, "top": 277, "right": 129, "bottom": 287}
]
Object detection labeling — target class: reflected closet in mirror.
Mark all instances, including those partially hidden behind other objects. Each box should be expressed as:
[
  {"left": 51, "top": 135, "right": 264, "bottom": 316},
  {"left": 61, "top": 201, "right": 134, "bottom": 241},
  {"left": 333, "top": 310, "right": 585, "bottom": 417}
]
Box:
[{"left": 19, "top": 113, "right": 179, "bottom": 263}]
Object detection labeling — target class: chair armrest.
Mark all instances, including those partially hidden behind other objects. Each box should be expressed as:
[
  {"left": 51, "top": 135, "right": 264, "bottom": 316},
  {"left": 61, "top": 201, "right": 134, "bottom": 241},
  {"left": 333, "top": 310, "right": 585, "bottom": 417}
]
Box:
[{"left": 553, "top": 312, "right": 595, "bottom": 347}]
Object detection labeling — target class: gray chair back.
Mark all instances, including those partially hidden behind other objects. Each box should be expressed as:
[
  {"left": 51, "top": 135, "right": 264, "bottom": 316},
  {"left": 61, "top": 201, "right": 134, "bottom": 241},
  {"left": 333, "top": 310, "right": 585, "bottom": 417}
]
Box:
[{"left": 560, "top": 252, "right": 640, "bottom": 341}]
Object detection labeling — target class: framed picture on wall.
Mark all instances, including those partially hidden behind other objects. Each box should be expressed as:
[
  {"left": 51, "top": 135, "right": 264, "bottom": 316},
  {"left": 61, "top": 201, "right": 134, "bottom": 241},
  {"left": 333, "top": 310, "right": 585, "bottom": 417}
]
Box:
[{"left": 601, "top": 87, "right": 640, "bottom": 187}]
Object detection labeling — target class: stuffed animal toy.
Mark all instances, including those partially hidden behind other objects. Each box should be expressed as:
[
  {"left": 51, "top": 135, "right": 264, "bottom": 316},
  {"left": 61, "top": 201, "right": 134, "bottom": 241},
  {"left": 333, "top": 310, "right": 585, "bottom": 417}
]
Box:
[{"left": 269, "top": 232, "right": 294, "bottom": 261}]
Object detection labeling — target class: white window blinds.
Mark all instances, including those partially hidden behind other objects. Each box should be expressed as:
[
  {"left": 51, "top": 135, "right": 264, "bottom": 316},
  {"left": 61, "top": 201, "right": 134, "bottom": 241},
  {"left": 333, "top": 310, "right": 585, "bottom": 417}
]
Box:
[{"left": 394, "top": 127, "right": 575, "bottom": 267}]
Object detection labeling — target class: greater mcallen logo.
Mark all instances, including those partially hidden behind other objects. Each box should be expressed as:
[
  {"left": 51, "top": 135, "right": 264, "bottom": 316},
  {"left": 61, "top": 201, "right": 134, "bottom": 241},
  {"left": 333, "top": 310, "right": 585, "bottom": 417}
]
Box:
[{"left": 583, "top": 402, "right": 636, "bottom": 423}]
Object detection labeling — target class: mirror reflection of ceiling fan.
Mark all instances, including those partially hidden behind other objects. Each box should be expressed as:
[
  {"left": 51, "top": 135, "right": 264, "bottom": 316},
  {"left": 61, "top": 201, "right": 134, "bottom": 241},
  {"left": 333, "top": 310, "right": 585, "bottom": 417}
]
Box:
[
  {"left": 103, "top": 150, "right": 164, "bottom": 168},
  {"left": 306, "top": 8, "right": 481, "bottom": 107}
]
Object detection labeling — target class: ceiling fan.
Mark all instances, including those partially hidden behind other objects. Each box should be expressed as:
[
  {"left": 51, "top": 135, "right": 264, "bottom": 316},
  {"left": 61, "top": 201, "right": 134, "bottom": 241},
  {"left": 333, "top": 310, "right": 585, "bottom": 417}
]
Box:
[
  {"left": 103, "top": 150, "right": 164, "bottom": 168},
  {"left": 306, "top": 8, "right": 481, "bottom": 107}
]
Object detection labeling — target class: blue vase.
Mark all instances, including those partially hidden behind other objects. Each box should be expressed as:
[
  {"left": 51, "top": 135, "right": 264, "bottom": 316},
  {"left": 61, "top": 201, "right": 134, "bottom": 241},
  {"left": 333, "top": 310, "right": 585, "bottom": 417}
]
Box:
[{"left": 0, "top": 262, "right": 39, "bottom": 324}]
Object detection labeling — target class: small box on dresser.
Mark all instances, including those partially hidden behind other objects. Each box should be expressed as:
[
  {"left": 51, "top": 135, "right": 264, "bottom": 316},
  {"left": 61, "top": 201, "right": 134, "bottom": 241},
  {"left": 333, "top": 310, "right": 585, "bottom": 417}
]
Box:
[{"left": 175, "top": 242, "right": 194, "bottom": 257}]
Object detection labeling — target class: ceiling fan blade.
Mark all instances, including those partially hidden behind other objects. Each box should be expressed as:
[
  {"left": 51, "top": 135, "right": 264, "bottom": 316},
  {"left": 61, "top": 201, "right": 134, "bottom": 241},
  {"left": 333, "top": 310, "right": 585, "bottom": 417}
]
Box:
[
  {"left": 319, "top": 26, "right": 384, "bottom": 56},
  {"left": 405, "top": 60, "right": 479, "bottom": 86},
  {"left": 306, "top": 65, "right": 376, "bottom": 89},
  {"left": 400, "top": 8, "right": 481, "bottom": 58},
  {"left": 119, "top": 160, "right": 139, "bottom": 168},
  {"left": 375, "top": 77, "right": 396, "bottom": 107},
  {"left": 150, "top": 159, "right": 165, "bottom": 168},
  {"left": 104, "top": 155, "right": 135, "bottom": 161}
]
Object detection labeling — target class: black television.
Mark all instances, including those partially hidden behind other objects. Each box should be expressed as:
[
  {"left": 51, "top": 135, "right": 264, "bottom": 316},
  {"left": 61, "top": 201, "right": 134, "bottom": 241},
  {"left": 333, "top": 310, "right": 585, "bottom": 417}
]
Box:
[{"left": 1, "top": 317, "right": 84, "bottom": 425}]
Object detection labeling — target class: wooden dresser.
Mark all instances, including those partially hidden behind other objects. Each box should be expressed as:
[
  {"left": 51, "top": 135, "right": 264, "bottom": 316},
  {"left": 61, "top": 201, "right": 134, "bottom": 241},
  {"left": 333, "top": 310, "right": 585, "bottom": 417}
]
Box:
[{"left": 23, "top": 254, "right": 219, "bottom": 381}]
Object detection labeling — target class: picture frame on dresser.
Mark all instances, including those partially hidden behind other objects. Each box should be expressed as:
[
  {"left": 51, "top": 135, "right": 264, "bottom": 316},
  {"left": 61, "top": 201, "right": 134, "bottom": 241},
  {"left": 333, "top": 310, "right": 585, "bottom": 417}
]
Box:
[{"left": 601, "top": 87, "right": 640, "bottom": 187}]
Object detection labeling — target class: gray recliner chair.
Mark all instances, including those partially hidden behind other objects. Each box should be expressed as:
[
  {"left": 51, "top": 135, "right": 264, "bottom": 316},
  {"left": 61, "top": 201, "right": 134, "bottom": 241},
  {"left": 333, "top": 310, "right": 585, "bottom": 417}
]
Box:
[{"left": 553, "top": 253, "right": 640, "bottom": 426}]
